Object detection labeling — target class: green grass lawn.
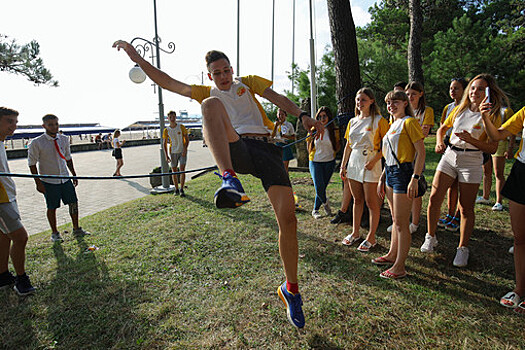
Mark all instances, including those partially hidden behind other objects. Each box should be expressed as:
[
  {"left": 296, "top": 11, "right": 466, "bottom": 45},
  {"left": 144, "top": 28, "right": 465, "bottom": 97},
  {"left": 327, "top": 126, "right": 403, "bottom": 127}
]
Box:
[{"left": 1, "top": 136, "right": 522, "bottom": 349}]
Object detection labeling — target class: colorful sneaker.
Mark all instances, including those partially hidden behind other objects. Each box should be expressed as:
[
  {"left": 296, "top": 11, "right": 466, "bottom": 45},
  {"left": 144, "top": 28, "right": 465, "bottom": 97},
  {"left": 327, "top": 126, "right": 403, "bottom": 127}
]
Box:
[
  {"left": 492, "top": 202, "right": 503, "bottom": 211},
  {"left": 420, "top": 233, "right": 438, "bottom": 253},
  {"left": 475, "top": 196, "right": 491, "bottom": 205},
  {"left": 445, "top": 217, "right": 460, "bottom": 232},
  {"left": 14, "top": 273, "right": 36, "bottom": 296},
  {"left": 311, "top": 210, "right": 321, "bottom": 219},
  {"left": 0, "top": 271, "right": 15, "bottom": 290},
  {"left": 277, "top": 282, "right": 305, "bottom": 329},
  {"left": 453, "top": 246, "right": 470, "bottom": 267},
  {"left": 73, "top": 227, "right": 91, "bottom": 236},
  {"left": 437, "top": 214, "right": 453, "bottom": 228},
  {"left": 213, "top": 172, "right": 250, "bottom": 209}
]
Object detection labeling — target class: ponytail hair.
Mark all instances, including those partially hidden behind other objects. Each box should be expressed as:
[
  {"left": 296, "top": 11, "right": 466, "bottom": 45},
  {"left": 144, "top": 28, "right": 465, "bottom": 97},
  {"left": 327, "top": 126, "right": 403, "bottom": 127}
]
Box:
[{"left": 384, "top": 90, "right": 415, "bottom": 118}]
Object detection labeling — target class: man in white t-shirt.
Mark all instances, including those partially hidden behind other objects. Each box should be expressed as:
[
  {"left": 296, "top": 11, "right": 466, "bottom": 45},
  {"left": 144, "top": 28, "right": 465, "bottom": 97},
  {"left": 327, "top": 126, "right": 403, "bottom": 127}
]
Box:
[
  {"left": 162, "top": 111, "right": 189, "bottom": 196},
  {"left": 28, "top": 114, "right": 90, "bottom": 242},
  {"left": 114, "top": 40, "right": 324, "bottom": 329},
  {"left": 0, "top": 107, "right": 36, "bottom": 296}
]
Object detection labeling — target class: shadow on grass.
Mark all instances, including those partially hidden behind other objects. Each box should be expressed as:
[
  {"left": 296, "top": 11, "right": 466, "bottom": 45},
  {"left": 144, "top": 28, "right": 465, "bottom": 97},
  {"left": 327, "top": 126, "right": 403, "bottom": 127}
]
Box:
[
  {"left": 38, "top": 235, "right": 151, "bottom": 348},
  {"left": 0, "top": 289, "right": 38, "bottom": 348}
]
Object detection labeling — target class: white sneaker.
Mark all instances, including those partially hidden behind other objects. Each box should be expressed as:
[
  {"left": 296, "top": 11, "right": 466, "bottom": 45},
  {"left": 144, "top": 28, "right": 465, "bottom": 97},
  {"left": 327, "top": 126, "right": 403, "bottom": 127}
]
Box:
[
  {"left": 475, "top": 196, "right": 491, "bottom": 205},
  {"left": 409, "top": 223, "right": 419, "bottom": 234},
  {"left": 312, "top": 210, "right": 321, "bottom": 219},
  {"left": 492, "top": 203, "right": 503, "bottom": 211},
  {"left": 386, "top": 224, "right": 393, "bottom": 233},
  {"left": 509, "top": 246, "right": 514, "bottom": 254},
  {"left": 453, "top": 246, "right": 470, "bottom": 267},
  {"left": 420, "top": 233, "right": 438, "bottom": 253},
  {"left": 323, "top": 201, "right": 332, "bottom": 216}
]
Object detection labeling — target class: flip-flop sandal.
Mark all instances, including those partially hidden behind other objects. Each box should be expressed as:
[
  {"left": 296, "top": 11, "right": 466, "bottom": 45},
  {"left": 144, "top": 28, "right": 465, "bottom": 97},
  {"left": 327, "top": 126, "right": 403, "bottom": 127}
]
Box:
[
  {"left": 500, "top": 291, "right": 520, "bottom": 308},
  {"left": 379, "top": 269, "right": 407, "bottom": 279},
  {"left": 371, "top": 256, "right": 394, "bottom": 266},
  {"left": 342, "top": 235, "right": 360, "bottom": 246},
  {"left": 514, "top": 301, "right": 525, "bottom": 315},
  {"left": 357, "top": 240, "right": 376, "bottom": 252}
]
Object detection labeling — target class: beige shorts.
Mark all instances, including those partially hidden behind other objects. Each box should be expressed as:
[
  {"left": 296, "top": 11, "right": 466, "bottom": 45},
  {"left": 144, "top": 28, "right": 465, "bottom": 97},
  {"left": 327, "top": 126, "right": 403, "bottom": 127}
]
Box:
[
  {"left": 494, "top": 140, "right": 509, "bottom": 157},
  {"left": 347, "top": 149, "right": 382, "bottom": 183},
  {"left": 436, "top": 147, "right": 483, "bottom": 184}
]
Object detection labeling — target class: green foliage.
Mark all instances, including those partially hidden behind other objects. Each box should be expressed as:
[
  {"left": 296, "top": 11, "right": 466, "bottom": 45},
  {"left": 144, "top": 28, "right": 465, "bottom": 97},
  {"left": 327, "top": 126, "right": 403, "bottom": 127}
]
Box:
[{"left": 0, "top": 34, "right": 58, "bottom": 86}]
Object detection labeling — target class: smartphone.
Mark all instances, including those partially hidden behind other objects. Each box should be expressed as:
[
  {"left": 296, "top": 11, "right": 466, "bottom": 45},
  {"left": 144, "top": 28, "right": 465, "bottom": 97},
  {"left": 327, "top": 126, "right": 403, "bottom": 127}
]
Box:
[{"left": 485, "top": 86, "right": 490, "bottom": 103}]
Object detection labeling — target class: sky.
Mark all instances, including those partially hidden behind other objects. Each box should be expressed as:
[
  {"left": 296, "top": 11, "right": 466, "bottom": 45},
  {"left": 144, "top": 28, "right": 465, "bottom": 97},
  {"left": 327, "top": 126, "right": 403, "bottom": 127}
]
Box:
[{"left": 2, "top": 0, "right": 376, "bottom": 129}]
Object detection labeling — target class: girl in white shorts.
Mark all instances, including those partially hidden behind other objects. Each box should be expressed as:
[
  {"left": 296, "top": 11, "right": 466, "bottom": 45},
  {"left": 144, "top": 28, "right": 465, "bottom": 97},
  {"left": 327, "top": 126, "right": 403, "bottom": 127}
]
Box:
[
  {"left": 340, "top": 88, "right": 389, "bottom": 252},
  {"left": 423, "top": 74, "right": 508, "bottom": 268}
]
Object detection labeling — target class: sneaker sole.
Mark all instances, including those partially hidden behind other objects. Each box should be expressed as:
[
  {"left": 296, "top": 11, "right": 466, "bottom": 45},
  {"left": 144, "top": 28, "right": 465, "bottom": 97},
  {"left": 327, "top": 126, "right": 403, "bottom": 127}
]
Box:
[
  {"left": 214, "top": 188, "right": 250, "bottom": 209},
  {"left": 13, "top": 286, "right": 35, "bottom": 296},
  {"left": 277, "top": 286, "right": 303, "bottom": 329}
]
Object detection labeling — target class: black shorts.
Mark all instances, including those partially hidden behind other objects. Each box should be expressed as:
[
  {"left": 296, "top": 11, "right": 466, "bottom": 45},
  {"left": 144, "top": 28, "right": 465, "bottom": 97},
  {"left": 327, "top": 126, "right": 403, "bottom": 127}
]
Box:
[
  {"left": 229, "top": 138, "right": 291, "bottom": 192},
  {"left": 112, "top": 148, "right": 123, "bottom": 159},
  {"left": 502, "top": 159, "right": 525, "bottom": 205}
]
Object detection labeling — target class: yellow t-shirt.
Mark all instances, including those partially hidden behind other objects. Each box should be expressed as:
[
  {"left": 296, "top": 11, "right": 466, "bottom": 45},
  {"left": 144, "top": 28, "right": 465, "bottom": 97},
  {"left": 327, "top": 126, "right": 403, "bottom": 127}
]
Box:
[
  {"left": 345, "top": 115, "right": 389, "bottom": 151},
  {"left": 308, "top": 128, "right": 340, "bottom": 161},
  {"left": 383, "top": 116, "right": 424, "bottom": 166},
  {"left": 444, "top": 106, "right": 501, "bottom": 149},
  {"left": 416, "top": 106, "right": 434, "bottom": 127},
  {"left": 501, "top": 106, "right": 525, "bottom": 163},
  {"left": 191, "top": 75, "right": 274, "bottom": 134},
  {"left": 162, "top": 124, "right": 188, "bottom": 154},
  {"left": 441, "top": 102, "right": 458, "bottom": 124}
]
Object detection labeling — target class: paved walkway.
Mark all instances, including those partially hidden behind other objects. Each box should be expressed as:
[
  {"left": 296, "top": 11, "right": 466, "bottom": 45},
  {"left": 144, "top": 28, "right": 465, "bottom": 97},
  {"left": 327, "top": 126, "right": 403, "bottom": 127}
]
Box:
[{"left": 8, "top": 141, "right": 216, "bottom": 236}]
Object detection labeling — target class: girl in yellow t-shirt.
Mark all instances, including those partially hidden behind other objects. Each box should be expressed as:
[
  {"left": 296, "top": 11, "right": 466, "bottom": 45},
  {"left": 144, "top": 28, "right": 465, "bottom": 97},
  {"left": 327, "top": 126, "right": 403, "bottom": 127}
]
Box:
[
  {"left": 374, "top": 91, "right": 425, "bottom": 279},
  {"left": 437, "top": 77, "right": 468, "bottom": 232},
  {"left": 482, "top": 106, "right": 525, "bottom": 313},
  {"left": 423, "top": 73, "right": 506, "bottom": 268},
  {"left": 405, "top": 81, "right": 434, "bottom": 234},
  {"left": 340, "top": 88, "right": 389, "bottom": 252}
]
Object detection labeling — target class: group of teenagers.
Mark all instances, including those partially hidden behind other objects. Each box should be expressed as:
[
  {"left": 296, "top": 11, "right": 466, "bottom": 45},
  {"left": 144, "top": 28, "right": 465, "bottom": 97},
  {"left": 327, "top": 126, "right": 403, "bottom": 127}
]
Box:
[
  {"left": 2, "top": 39, "right": 522, "bottom": 332},
  {"left": 304, "top": 75, "right": 525, "bottom": 315}
]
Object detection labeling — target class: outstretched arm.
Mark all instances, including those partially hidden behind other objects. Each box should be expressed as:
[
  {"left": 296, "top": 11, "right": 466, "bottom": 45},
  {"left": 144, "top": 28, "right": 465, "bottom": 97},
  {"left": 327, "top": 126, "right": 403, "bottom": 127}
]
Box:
[
  {"left": 262, "top": 87, "right": 324, "bottom": 139},
  {"left": 113, "top": 40, "right": 192, "bottom": 98}
]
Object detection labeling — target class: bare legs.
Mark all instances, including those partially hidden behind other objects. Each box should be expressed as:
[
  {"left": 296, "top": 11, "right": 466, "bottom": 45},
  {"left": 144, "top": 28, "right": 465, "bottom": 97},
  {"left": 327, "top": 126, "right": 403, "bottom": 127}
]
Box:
[
  {"left": 349, "top": 179, "right": 380, "bottom": 244},
  {"left": 268, "top": 186, "right": 298, "bottom": 284},
  {"left": 427, "top": 171, "right": 456, "bottom": 237},
  {"left": 114, "top": 158, "right": 124, "bottom": 176},
  {"left": 0, "top": 227, "right": 29, "bottom": 276},
  {"left": 509, "top": 200, "right": 525, "bottom": 297},
  {"left": 382, "top": 186, "right": 412, "bottom": 275}
]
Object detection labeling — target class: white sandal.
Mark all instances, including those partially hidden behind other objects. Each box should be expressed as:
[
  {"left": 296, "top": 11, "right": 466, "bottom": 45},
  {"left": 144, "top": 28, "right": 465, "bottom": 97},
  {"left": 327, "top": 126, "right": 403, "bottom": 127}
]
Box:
[
  {"left": 342, "top": 234, "right": 360, "bottom": 246},
  {"left": 500, "top": 291, "right": 520, "bottom": 308}
]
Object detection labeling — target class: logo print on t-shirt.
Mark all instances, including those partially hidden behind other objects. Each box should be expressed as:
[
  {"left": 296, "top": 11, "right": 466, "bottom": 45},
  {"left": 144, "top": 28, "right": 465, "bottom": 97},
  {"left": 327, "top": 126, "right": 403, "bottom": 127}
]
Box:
[
  {"left": 366, "top": 127, "right": 372, "bottom": 132},
  {"left": 473, "top": 123, "right": 482, "bottom": 130},
  {"left": 237, "top": 86, "right": 246, "bottom": 97}
]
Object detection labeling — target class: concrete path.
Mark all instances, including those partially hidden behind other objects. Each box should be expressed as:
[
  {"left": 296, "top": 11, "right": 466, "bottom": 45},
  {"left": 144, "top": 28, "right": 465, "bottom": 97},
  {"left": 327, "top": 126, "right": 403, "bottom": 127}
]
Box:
[{"left": 8, "top": 141, "right": 216, "bottom": 236}]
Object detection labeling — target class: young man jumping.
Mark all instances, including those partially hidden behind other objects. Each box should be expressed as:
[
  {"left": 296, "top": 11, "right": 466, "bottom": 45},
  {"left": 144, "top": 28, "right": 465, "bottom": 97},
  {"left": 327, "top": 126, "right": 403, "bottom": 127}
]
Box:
[{"left": 114, "top": 40, "right": 323, "bottom": 329}]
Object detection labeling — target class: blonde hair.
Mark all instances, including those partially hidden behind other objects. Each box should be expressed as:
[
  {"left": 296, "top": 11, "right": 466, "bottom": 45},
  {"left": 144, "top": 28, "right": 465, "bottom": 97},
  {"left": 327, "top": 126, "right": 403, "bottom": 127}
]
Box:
[
  {"left": 384, "top": 90, "right": 415, "bottom": 118},
  {"left": 456, "top": 73, "right": 509, "bottom": 119},
  {"left": 355, "top": 87, "right": 381, "bottom": 118},
  {"left": 113, "top": 129, "right": 121, "bottom": 138}
]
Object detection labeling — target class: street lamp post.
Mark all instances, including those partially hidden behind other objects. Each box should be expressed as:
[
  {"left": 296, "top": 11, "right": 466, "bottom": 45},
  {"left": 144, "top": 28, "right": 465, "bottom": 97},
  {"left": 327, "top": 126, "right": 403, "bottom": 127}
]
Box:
[{"left": 128, "top": 0, "right": 176, "bottom": 194}]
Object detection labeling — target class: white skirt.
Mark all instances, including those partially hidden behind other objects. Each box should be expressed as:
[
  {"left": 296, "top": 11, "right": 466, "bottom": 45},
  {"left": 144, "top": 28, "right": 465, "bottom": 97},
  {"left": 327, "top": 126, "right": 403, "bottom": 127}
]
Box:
[{"left": 347, "top": 149, "right": 382, "bottom": 183}]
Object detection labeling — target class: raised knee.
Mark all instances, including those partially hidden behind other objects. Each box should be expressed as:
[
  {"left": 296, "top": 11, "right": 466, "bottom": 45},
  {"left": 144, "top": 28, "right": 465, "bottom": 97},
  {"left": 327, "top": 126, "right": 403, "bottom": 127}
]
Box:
[{"left": 201, "top": 96, "right": 224, "bottom": 116}]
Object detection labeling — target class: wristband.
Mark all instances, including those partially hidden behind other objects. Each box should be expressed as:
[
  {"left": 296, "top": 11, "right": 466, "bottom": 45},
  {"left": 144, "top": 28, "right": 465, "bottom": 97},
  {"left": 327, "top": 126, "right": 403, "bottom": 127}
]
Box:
[{"left": 412, "top": 174, "right": 420, "bottom": 180}]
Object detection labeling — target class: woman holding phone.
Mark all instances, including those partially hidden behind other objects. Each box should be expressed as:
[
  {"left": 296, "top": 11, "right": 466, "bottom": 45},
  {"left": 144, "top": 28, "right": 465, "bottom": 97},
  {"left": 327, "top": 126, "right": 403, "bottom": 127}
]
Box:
[
  {"left": 374, "top": 90, "right": 425, "bottom": 279},
  {"left": 481, "top": 106, "right": 525, "bottom": 313},
  {"left": 422, "top": 74, "right": 508, "bottom": 267}
]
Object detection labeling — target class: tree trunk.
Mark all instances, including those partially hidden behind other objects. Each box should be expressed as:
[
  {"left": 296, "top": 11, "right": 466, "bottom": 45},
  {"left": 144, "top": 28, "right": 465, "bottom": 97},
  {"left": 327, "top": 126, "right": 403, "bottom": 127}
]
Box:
[
  {"left": 326, "top": 0, "right": 361, "bottom": 117},
  {"left": 295, "top": 98, "right": 311, "bottom": 167},
  {"left": 408, "top": 0, "right": 424, "bottom": 84}
]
